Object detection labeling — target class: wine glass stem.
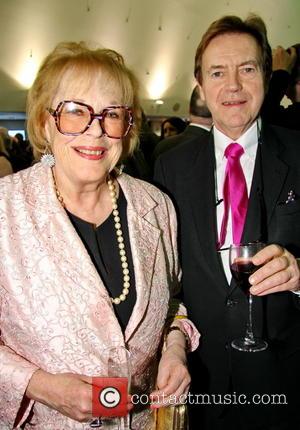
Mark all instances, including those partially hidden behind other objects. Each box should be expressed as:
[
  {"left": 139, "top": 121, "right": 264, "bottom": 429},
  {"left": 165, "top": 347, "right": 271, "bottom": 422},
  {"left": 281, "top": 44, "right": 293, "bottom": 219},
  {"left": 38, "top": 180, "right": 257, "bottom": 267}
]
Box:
[
  {"left": 119, "top": 415, "right": 130, "bottom": 430},
  {"left": 245, "top": 293, "right": 255, "bottom": 343}
]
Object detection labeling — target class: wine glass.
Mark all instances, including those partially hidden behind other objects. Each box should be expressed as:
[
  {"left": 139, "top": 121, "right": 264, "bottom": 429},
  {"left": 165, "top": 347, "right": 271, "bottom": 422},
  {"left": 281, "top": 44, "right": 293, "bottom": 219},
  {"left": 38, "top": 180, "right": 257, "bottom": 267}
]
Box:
[
  {"left": 90, "top": 346, "right": 131, "bottom": 429},
  {"left": 229, "top": 242, "right": 268, "bottom": 352}
]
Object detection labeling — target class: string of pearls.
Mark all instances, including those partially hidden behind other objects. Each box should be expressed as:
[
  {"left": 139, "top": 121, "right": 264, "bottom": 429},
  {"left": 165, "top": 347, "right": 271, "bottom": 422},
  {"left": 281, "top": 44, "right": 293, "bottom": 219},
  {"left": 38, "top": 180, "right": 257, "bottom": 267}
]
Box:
[
  {"left": 51, "top": 168, "right": 130, "bottom": 305},
  {"left": 107, "top": 178, "right": 130, "bottom": 305}
]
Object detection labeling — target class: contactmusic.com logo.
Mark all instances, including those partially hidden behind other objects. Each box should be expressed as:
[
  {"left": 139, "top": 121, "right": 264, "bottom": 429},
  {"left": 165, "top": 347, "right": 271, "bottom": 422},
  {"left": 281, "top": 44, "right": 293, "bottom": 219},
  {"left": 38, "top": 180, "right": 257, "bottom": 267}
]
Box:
[{"left": 92, "top": 377, "right": 128, "bottom": 418}]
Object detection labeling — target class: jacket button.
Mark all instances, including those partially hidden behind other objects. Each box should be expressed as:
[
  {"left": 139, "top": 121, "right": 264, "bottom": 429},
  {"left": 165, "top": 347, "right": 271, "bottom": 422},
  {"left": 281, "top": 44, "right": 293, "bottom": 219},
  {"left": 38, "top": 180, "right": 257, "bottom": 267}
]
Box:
[{"left": 226, "top": 299, "right": 237, "bottom": 307}]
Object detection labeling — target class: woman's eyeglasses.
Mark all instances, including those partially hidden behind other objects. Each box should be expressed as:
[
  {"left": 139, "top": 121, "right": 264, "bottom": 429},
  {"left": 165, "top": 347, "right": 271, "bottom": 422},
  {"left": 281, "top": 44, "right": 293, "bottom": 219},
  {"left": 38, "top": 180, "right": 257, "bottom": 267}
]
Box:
[{"left": 48, "top": 100, "right": 133, "bottom": 138}]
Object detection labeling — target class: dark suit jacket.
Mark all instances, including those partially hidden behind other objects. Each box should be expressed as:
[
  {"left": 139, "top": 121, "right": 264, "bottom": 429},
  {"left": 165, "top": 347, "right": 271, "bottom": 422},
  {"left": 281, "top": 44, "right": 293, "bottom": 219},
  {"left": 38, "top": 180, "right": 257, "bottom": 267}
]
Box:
[
  {"left": 153, "top": 125, "right": 209, "bottom": 160},
  {"left": 154, "top": 122, "right": 300, "bottom": 426}
]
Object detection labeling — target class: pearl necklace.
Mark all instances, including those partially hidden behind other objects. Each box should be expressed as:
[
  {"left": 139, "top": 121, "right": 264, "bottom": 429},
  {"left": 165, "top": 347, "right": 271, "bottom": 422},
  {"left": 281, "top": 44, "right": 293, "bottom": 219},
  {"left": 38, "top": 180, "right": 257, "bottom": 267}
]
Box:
[{"left": 51, "top": 169, "right": 130, "bottom": 305}]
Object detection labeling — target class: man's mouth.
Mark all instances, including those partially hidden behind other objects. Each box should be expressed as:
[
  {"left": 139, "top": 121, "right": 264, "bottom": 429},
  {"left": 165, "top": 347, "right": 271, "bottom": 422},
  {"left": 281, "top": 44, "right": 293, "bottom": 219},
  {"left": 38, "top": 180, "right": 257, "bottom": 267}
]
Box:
[{"left": 222, "top": 100, "right": 246, "bottom": 106}]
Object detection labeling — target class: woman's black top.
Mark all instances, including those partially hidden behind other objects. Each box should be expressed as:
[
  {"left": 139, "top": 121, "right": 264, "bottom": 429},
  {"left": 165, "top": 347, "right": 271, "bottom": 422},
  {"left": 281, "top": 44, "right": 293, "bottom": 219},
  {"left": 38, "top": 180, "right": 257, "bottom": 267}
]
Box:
[{"left": 66, "top": 188, "right": 136, "bottom": 331}]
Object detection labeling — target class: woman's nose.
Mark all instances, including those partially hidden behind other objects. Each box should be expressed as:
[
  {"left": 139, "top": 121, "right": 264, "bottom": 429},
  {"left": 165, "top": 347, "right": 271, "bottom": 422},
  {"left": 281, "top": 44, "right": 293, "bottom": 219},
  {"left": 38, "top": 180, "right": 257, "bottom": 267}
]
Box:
[{"left": 86, "top": 117, "right": 104, "bottom": 137}]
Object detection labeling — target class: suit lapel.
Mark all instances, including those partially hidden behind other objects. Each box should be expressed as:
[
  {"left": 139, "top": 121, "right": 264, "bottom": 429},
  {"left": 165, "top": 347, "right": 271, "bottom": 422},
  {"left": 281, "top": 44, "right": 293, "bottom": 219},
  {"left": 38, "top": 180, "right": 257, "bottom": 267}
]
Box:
[
  {"left": 243, "top": 124, "right": 288, "bottom": 238},
  {"left": 260, "top": 125, "right": 288, "bottom": 224},
  {"left": 184, "top": 131, "right": 228, "bottom": 291},
  {"left": 228, "top": 124, "right": 289, "bottom": 296}
]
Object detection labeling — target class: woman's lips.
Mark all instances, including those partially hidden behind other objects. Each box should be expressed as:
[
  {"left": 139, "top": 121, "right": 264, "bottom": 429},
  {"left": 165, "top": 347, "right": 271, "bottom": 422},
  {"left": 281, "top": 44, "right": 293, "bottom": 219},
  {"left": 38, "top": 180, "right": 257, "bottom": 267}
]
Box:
[{"left": 73, "top": 146, "right": 107, "bottom": 160}]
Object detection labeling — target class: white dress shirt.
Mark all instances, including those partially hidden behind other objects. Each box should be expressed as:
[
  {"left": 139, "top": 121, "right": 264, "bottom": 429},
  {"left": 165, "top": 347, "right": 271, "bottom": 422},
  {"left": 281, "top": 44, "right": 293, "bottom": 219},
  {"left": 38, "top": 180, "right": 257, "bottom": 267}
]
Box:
[{"left": 214, "top": 120, "right": 260, "bottom": 283}]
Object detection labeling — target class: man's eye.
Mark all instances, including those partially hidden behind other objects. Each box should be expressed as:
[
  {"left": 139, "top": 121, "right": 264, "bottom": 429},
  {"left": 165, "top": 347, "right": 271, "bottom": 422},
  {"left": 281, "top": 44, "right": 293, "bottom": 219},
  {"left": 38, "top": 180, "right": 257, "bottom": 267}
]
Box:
[
  {"left": 211, "top": 71, "right": 223, "bottom": 78},
  {"left": 242, "top": 67, "right": 256, "bottom": 74}
]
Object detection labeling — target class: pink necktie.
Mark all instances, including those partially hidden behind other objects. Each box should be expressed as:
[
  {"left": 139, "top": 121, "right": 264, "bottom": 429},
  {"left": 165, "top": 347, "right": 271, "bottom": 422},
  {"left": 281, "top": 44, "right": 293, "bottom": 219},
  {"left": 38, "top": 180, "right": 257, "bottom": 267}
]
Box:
[{"left": 218, "top": 142, "right": 248, "bottom": 249}]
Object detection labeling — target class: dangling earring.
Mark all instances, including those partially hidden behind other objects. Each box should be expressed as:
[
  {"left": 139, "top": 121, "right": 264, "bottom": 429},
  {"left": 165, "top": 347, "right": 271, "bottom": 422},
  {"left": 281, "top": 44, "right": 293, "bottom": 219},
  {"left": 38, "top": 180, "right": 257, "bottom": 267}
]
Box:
[
  {"left": 41, "top": 146, "right": 55, "bottom": 167},
  {"left": 115, "top": 163, "right": 124, "bottom": 176}
]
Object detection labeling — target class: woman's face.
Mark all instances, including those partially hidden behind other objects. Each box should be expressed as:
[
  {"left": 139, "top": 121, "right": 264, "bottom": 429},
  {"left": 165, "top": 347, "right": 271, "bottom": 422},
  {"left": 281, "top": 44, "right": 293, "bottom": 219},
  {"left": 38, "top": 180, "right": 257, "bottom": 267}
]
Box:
[
  {"left": 45, "top": 73, "right": 124, "bottom": 190},
  {"left": 163, "top": 121, "right": 178, "bottom": 138}
]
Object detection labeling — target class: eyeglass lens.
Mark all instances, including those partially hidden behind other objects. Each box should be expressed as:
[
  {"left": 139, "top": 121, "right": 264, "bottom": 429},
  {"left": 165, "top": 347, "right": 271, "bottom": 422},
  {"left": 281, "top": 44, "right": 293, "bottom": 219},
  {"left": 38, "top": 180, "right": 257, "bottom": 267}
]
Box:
[{"left": 57, "top": 102, "right": 131, "bottom": 137}]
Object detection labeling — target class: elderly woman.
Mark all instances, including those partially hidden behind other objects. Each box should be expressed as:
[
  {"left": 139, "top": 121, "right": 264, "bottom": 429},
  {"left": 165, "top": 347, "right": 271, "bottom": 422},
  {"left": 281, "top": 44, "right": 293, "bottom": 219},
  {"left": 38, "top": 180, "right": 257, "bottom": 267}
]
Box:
[{"left": 0, "top": 42, "right": 199, "bottom": 429}]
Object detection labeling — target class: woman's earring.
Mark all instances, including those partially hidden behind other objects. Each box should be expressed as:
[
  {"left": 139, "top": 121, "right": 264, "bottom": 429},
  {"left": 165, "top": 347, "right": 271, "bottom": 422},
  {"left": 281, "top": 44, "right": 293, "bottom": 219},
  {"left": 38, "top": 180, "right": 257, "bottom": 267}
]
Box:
[
  {"left": 41, "top": 147, "right": 55, "bottom": 167},
  {"left": 115, "top": 164, "right": 124, "bottom": 176}
]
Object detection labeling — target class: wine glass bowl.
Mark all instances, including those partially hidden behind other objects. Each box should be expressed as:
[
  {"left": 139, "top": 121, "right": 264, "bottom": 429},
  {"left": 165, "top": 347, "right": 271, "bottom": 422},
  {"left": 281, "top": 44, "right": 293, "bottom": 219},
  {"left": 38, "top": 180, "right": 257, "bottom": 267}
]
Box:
[
  {"left": 229, "top": 242, "right": 268, "bottom": 352},
  {"left": 90, "top": 346, "right": 131, "bottom": 429}
]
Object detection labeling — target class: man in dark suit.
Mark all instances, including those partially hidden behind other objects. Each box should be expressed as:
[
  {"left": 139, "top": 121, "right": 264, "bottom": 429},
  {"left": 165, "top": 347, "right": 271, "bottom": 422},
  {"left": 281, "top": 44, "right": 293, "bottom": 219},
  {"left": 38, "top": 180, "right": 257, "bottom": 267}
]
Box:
[
  {"left": 153, "top": 85, "right": 212, "bottom": 160},
  {"left": 154, "top": 14, "right": 300, "bottom": 430}
]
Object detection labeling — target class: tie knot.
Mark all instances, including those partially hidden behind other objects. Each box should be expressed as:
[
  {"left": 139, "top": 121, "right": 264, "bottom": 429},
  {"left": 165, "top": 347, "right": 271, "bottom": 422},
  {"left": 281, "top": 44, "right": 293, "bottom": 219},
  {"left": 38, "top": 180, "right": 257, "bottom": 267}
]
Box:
[{"left": 224, "top": 142, "right": 244, "bottom": 159}]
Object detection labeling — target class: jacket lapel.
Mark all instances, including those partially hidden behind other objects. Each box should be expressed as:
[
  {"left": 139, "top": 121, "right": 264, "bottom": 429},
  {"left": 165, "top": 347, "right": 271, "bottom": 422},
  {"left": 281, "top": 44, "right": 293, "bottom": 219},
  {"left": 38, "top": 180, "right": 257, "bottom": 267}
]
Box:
[
  {"left": 30, "top": 165, "right": 162, "bottom": 343},
  {"left": 243, "top": 124, "right": 288, "bottom": 240},
  {"left": 184, "top": 131, "right": 228, "bottom": 291},
  {"left": 228, "top": 123, "right": 289, "bottom": 296},
  {"left": 260, "top": 124, "right": 289, "bottom": 224},
  {"left": 117, "top": 175, "right": 161, "bottom": 341},
  {"left": 26, "top": 164, "right": 125, "bottom": 345}
]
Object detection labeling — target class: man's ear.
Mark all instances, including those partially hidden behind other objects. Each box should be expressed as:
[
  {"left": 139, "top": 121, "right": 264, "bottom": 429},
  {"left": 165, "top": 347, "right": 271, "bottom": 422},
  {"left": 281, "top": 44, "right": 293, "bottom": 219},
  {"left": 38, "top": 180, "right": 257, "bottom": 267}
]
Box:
[{"left": 197, "top": 82, "right": 206, "bottom": 102}]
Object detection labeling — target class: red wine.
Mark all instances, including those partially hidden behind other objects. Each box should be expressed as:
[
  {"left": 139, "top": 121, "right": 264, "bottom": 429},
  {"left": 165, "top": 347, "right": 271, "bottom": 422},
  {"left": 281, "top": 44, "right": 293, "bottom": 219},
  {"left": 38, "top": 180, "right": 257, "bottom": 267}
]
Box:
[{"left": 230, "top": 261, "right": 257, "bottom": 295}]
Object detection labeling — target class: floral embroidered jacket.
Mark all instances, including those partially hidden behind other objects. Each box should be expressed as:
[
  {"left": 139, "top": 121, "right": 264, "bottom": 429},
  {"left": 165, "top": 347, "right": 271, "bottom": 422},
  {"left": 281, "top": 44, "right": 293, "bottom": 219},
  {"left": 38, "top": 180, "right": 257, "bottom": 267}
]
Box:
[{"left": 0, "top": 163, "right": 199, "bottom": 429}]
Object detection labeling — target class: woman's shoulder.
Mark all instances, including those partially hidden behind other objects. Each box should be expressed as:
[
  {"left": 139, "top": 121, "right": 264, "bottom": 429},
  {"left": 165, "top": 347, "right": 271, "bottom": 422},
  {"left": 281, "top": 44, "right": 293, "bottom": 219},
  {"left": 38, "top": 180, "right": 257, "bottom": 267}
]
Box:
[
  {"left": 118, "top": 173, "right": 176, "bottom": 222},
  {"left": 119, "top": 173, "right": 170, "bottom": 202},
  {"left": 0, "top": 163, "right": 43, "bottom": 199}
]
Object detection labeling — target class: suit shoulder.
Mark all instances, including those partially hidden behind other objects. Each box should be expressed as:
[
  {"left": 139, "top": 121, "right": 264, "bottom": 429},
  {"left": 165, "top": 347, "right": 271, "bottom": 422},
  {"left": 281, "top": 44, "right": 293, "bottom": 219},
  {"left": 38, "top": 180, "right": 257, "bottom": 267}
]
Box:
[
  {"left": 268, "top": 124, "right": 300, "bottom": 148},
  {"left": 157, "top": 134, "right": 206, "bottom": 167}
]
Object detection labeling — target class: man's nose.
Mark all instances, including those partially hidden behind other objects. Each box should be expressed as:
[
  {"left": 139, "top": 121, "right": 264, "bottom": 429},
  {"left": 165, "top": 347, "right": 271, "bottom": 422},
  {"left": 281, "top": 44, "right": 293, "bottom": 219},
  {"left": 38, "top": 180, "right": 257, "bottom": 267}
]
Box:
[{"left": 226, "top": 70, "right": 242, "bottom": 91}]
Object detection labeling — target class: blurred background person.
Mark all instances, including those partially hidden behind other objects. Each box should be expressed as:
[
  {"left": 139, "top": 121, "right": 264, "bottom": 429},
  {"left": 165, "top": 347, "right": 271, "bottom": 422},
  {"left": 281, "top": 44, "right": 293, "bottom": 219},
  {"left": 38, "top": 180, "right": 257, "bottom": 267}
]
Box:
[
  {"left": 0, "top": 41, "right": 199, "bottom": 429},
  {"left": 160, "top": 116, "right": 187, "bottom": 140},
  {"left": 11, "top": 132, "right": 34, "bottom": 171},
  {"left": 153, "top": 85, "right": 212, "bottom": 160},
  {"left": 0, "top": 133, "right": 13, "bottom": 177},
  {"left": 261, "top": 43, "right": 300, "bottom": 130}
]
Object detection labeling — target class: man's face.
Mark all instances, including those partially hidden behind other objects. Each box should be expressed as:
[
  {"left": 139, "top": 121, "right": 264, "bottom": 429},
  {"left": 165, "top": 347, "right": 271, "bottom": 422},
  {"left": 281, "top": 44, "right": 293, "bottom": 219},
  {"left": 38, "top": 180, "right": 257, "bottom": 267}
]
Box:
[{"left": 199, "top": 33, "right": 265, "bottom": 140}]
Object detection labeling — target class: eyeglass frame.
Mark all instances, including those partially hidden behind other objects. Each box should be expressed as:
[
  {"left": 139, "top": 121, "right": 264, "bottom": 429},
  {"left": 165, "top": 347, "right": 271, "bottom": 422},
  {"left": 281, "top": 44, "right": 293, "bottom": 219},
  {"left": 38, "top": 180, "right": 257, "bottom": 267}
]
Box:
[{"left": 47, "top": 100, "right": 134, "bottom": 138}]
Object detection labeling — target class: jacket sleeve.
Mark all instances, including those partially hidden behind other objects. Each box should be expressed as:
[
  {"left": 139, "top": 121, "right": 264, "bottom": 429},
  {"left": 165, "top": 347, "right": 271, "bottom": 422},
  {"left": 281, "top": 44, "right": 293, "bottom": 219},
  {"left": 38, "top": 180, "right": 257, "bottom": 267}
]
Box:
[
  {"left": 162, "top": 192, "right": 200, "bottom": 352},
  {"left": 0, "top": 318, "right": 38, "bottom": 427}
]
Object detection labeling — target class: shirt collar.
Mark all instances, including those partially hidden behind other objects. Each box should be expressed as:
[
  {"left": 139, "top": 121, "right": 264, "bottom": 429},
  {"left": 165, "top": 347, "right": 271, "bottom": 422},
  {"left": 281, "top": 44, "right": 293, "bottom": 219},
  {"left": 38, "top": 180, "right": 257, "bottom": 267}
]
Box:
[
  {"left": 189, "top": 122, "right": 212, "bottom": 131},
  {"left": 214, "top": 119, "right": 260, "bottom": 161}
]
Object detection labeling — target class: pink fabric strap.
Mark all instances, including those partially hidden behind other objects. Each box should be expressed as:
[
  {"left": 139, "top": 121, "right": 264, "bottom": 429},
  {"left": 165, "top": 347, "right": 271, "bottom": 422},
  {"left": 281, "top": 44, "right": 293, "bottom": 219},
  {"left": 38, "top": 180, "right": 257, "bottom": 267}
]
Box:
[{"left": 218, "top": 142, "right": 248, "bottom": 249}]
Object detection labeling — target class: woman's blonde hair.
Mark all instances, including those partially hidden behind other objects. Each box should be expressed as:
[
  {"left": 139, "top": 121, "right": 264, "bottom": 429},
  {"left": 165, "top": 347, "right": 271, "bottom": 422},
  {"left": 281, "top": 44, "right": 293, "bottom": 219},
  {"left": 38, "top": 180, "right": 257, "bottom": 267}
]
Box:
[
  {"left": 0, "top": 135, "right": 6, "bottom": 154},
  {"left": 27, "top": 41, "right": 141, "bottom": 160}
]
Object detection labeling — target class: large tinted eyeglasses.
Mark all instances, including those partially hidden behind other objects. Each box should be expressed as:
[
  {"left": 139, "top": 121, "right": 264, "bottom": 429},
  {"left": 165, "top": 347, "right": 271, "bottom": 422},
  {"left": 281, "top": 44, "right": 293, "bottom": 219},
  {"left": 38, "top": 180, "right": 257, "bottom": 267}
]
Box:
[{"left": 48, "top": 100, "right": 133, "bottom": 138}]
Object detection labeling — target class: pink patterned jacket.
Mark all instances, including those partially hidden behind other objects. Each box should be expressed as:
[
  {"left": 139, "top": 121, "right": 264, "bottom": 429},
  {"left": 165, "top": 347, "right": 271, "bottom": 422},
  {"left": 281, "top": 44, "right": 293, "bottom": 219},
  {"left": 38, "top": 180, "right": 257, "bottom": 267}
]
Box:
[{"left": 0, "top": 163, "right": 199, "bottom": 429}]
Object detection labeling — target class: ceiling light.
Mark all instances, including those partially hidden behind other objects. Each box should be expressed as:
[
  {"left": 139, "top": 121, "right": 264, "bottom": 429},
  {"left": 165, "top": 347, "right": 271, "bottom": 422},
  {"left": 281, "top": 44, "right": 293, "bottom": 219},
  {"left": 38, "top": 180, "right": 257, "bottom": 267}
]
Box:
[{"left": 17, "top": 50, "right": 38, "bottom": 89}]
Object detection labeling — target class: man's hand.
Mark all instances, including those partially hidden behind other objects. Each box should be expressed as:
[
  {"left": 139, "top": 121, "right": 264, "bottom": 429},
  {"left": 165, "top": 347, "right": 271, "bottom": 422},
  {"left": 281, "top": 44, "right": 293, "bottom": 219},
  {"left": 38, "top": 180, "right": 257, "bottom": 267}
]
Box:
[
  {"left": 249, "top": 244, "right": 300, "bottom": 296},
  {"left": 272, "top": 46, "right": 297, "bottom": 73}
]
